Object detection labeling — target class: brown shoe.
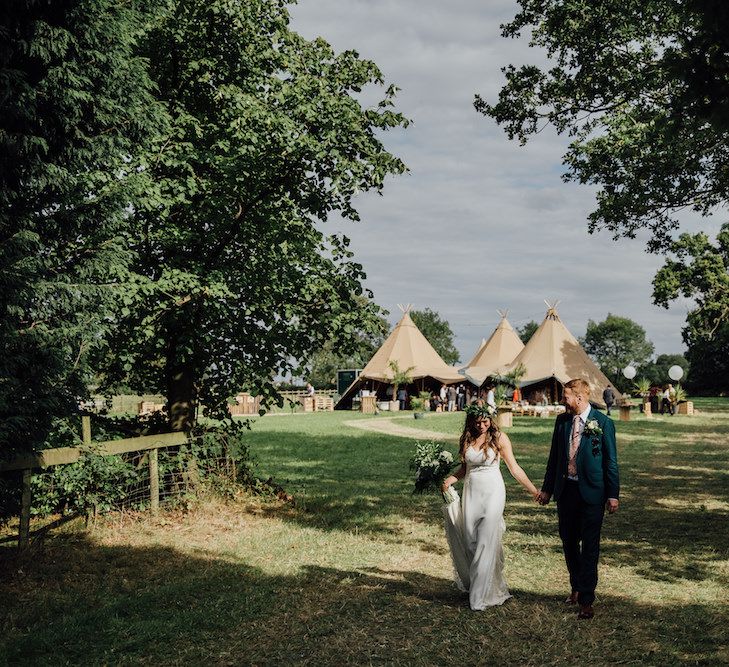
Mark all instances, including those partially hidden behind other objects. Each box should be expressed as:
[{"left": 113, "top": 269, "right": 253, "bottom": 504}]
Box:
[
  {"left": 577, "top": 604, "right": 594, "bottom": 620},
  {"left": 565, "top": 592, "right": 578, "bottom": 605}
]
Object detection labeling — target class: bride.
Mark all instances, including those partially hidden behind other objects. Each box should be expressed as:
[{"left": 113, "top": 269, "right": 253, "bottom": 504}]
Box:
[{"left": 441, "top": 403, "right": 539, "bottom": 610}]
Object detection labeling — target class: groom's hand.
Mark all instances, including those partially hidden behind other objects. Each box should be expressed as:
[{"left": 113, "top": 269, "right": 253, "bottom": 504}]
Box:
[
  {"left": 537, "top": 491, "right": 551, "bottom": 505},
  {"left": 606, "top": 498, "right": 619, "bottom": 514}
]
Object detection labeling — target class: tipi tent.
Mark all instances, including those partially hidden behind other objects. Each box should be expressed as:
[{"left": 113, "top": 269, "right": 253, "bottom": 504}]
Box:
[
  {"left": 464, "top": 338, "right": 488, "bottom": 368},
  {"left": 335, "top": 306, "right": 463, "bottom": 409},
  {"left": 461, "top": 311, "right": 525, "bottom": 386},
  {"left": 505, "top": 302, "right": 621, "bottom": 408}
]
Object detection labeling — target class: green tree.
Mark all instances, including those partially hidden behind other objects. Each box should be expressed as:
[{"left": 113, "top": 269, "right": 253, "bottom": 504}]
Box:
[
  {"left": 0, "top": 0, "right": 167, "bottom": 456},
  {"left": 653, "top": 225, "right": 729, "bottom": 393},
  {"left": 410, "top": 308, "right": 460, "bottom": 365},
  {"left": 478, "top": 0, "right": 729, "bottom": 253},
  {"left": 307, "top": 299, "right": 389, "bottom": 389},
  {"left": 581, "top": 314, "right": 655, "bottom": 392},
  {"left": 637, "top": 354, "right": 690, "bottom": 387},
  {"left": 516, "top": 320, "right": 539, "bottom": 344},
  {"left": 97, "top": 0, "right": 408, "bottom": 429}
]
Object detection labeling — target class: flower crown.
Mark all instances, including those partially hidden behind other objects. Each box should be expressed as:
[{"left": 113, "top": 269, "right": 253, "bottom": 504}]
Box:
[{"left": 464, "top": 403, "right": 497, "bottom": 419}]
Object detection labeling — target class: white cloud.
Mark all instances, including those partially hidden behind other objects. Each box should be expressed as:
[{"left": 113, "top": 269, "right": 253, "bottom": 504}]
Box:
[{"left": 290, "top": 0, "right": 724, "bottom": 362}]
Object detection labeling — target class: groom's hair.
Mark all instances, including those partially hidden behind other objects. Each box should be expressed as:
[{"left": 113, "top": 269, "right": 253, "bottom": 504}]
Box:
[{"left": 564, "top": 378, "right": 590, "bottom": 397}]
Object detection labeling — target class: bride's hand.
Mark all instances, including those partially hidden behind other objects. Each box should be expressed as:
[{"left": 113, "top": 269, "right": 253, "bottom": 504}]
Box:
[{"left": 441, "top": 475, "right": 457, "bottom": 492}]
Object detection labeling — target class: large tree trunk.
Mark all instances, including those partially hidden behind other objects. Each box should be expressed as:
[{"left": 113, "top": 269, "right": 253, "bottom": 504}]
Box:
[
  {"left": 167, "top": 361, "right": 196, "bottom": 431},
  {"left": 165, "top": 326, "right": 197, "bottom": 432},
  {"left": 165, "top": 329, "right": 200, "bottom": 489}
]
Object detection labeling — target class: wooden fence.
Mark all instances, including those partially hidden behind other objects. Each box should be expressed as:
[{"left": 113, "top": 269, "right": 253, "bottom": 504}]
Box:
[{"left": 0, "top": 416, "right": 187, "bottom": 550}]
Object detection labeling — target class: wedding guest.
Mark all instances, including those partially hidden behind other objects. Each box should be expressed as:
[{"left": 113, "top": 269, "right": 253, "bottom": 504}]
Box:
[
  {"left": 447, "top": 384, "right": 457, "bottom": 412},
  {"left": 602, "top": 386, "right": 615, "bottom": 416},
  {"left": 485, "top": 384, "right": 496, "bottom": 409},
  {"left": 397, "top": 386, "right": 408, "bottom": 411},
  {"left": 660, "top": 385, "right": 673, "bottom": 415},
  {"left": 457, "top": 384, "right": 466, "bottom": 411},
  {"left": 649, "top": 385, "right": 660, "bottom": 413}
]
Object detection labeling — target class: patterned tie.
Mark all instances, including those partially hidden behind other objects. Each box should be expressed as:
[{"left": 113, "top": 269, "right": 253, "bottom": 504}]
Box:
[{"left": 568, "top": 415, "right": 581, "bottom": 477}]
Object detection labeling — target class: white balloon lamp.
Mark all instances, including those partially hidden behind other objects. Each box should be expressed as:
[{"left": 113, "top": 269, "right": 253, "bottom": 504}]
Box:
[
  {"left": 622, "top": 365, "right": 637, "bottom": 380},
  {"left": 668, "top": 365, "right": 684, "bottom": 381}
]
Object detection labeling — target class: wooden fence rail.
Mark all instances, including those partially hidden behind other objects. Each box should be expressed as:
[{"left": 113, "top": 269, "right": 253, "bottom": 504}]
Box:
[{"left": 0, "top": 416, "right": 187, "bottom": 550}]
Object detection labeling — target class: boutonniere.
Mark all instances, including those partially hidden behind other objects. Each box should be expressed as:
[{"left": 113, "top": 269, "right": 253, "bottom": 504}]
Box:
[
  {"left": 584, "top": 419, "right": 602, "bottom": 455},
  {"left": 584, "top": 419, "right": 602, "bottom": 438}
]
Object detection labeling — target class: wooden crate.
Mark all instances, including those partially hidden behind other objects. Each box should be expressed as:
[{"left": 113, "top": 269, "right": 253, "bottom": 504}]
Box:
[
  {"left": 229, "top": 393, "right": 260, "bottom": 415},
  {"left": 677, "top": 401, "right": 694, "bottom": 415},
  {"left": 139, "top": 401, "right": 164, "bottom": 415},
  {"left": 315, "top": 396, "right": 334, "bottom": 411},
  {"left": 361, "top": 395, "right": 377, "bottom": 414}
]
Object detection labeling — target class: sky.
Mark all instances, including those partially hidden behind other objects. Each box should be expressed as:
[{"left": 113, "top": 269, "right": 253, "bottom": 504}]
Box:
[{"left": 288, "top": 0, "right": 723, "bottom": 362}]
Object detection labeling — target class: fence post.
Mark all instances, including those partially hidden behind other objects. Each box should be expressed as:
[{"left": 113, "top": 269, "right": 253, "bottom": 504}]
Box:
[
  {"left": 149, "top": 448, "right": 159, "bottom": 514},
  {"left": 18, "top": 468, "right": 32, "bottom": 550},
  {"left": 81, "top": 415, "right": 92, "bottom": 446}
]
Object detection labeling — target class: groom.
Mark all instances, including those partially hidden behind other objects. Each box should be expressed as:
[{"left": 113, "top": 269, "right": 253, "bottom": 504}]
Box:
[{"left": 537, "top": 378, "right": 620, "bottom": 620}]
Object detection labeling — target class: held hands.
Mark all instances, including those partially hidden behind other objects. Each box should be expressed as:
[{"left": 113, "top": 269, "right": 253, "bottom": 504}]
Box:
[
  {"left": 606, "top": 498, "right": 619, "bottom": 514},
  {"left": 536, "top": 491, "right": 551, "bottom": 505}
]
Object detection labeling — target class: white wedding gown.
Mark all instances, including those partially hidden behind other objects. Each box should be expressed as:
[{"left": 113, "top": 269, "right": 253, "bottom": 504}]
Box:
[{"left": 443, "top": 445, "right": 511, "bottom": 609}]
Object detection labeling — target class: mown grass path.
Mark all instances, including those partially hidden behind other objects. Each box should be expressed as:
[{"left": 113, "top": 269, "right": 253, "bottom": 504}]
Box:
[
  {"left": 1, "top": 400, "right": 728, "bottom": 666},
  {"left": 343, "top": 414, "right": 457, "bottom": 441}
]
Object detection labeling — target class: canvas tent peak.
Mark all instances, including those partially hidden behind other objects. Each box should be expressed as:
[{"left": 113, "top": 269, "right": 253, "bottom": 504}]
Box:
[
  {"left": 504, "top": 303, "right": 619, "bottom": 408},
  {"left": 461, "top": 311, "right": 525, "bottom": 386}
]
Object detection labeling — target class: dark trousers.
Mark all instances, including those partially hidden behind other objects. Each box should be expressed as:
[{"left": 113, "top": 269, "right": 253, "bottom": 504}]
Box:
[
  {"left": 557, "top": 480, "right": 605, "bottom": 606},
  {"left": 605, "top": 402, "right": 613, "bottom": 415}
]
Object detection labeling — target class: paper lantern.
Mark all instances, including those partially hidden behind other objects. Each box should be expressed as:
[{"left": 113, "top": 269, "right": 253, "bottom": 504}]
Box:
[
  {"left": 668, "top": 365, "right": 684, "bottom": 381},
  {"left": 622, "top": 365, "right": 637, "bottom": 380}
]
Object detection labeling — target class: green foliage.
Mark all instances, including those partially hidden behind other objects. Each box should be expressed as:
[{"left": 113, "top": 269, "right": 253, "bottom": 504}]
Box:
[
  {"left": 653, "top": 225, "right": 729, "bottom": 393},
  {"left": 478, "top": 0, "right": 729, "bottom": 252},
  {"left": 409, "top": 440, "right": 455, "bottom": 494},
  {"left": 516, "top": 320, "right": 539, "bottom": 344},
  {"left": 491, "top": 363, "right": 526, "bottom": 405},
  {"left": 410, "top": 308, "right": 460, "bottom": 365},
  {"left": 409, "top": 391, "right": 432, "bottom": 413},
  {"left": 633, "top": 378, "right": 651, "bottom": 398},
  {"left": 96, "top": 0, "right": 409, "bottom": 427},
  {"left": 636, "top": 354, "right": 690, "bottom": 387},
  {"left": 306, "top": 297, "right": 389, "bottom": 388},
  {"left": 0, "top": 0, "right": 169, "bottom": 456},
  {"left": 580, "top": 314, "right": 654, "bottom": 392},
  {"left": 34, "top": 449, "right": 141, "bottom": 518}
]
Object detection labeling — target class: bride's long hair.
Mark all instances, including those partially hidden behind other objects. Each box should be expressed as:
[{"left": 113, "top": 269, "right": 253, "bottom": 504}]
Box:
[{"left": 458, "top": 409, "right": 501, "bottom": 462}]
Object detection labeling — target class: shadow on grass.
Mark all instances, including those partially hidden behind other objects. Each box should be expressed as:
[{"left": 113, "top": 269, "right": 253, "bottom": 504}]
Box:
[{"left": 1, "top": 536, "right": 727, "bottom": 666}]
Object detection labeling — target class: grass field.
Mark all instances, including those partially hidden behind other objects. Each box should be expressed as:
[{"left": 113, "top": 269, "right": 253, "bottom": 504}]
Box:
[{"left": 1, "top": 398, "right": 728, "bottom": 665}]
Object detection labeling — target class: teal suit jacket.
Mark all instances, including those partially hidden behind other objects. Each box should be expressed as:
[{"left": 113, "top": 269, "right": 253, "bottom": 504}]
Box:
[{"left": 542, "top": 408, "right": 620, "bottom": 505}]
